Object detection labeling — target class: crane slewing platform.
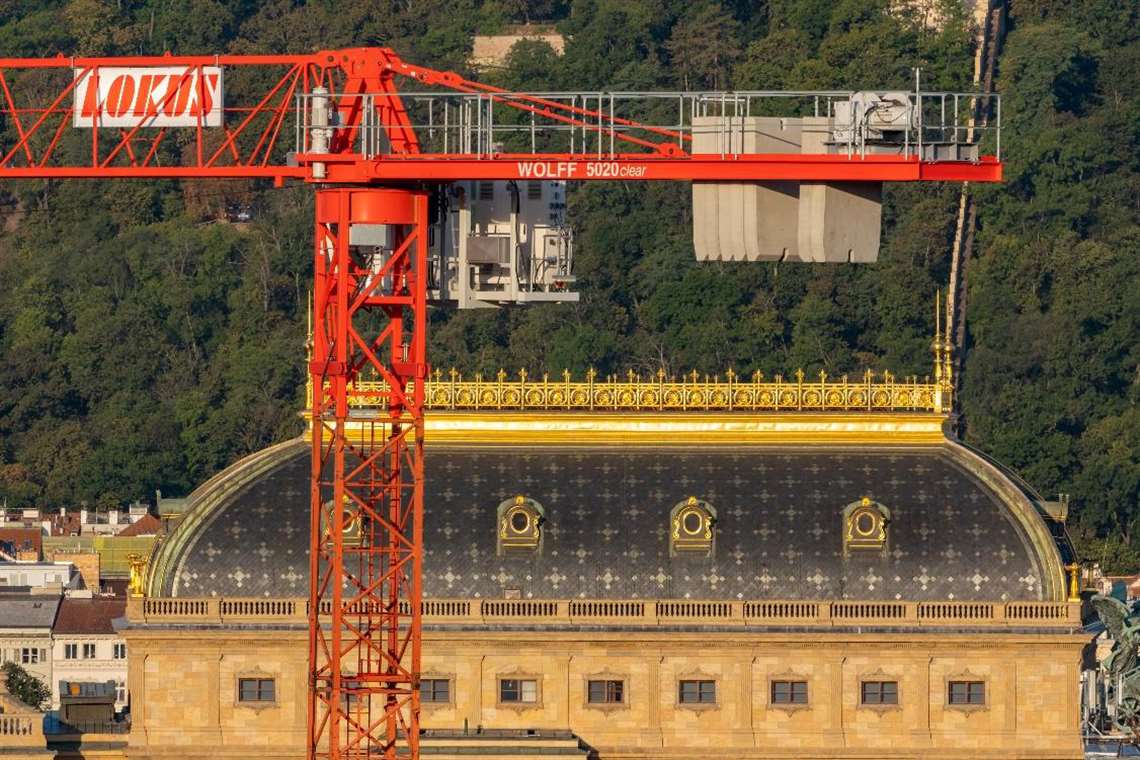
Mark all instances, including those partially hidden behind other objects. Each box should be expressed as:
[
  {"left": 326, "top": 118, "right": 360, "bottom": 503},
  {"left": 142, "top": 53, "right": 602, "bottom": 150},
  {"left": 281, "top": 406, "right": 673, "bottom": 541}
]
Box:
[{"left": 0, "top": 46, "right": 1002, "bottom": 760}]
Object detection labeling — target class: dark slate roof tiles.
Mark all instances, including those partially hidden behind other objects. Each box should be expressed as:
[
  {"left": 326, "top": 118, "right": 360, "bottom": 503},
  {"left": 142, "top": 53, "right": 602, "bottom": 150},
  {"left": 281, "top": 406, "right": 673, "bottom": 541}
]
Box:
[{"left": 166, "top": 444, "right": 1047, "bottom": 602}]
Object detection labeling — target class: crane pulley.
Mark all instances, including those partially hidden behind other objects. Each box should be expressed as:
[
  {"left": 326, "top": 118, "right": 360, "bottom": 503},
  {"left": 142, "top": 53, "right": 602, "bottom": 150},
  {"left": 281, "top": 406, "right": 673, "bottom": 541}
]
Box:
[{"left": 0, "top": 46, "right": 1003, "bottom": 760}]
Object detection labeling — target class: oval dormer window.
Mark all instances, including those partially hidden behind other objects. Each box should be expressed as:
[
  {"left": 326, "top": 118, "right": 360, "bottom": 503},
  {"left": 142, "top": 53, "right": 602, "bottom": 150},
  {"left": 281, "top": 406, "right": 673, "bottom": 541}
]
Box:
[
  {"left": 670, "top": 496, "right": 716, "bottom": 557},
  {"left": 497, "top": 495, "right": 544, "bottom": 555}
]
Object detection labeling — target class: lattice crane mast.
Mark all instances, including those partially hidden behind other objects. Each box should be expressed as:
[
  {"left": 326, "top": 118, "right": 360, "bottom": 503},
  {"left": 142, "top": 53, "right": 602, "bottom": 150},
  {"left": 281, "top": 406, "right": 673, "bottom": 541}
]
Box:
[{"left": 0, "top": 46, "right": 1001, "bottom": 760}]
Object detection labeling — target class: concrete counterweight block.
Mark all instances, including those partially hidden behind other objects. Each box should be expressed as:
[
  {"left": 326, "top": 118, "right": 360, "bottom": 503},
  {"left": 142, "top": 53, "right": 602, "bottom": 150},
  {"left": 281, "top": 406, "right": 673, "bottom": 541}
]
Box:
[
  {"left": 692, "top": 117, "right": 802, "bottom": 262},
  {"left": 797, "top": 181, "right": 883, "bottom": 263},
  {"left": 690, "top": 115, "right": 884, "bottom": 263}
]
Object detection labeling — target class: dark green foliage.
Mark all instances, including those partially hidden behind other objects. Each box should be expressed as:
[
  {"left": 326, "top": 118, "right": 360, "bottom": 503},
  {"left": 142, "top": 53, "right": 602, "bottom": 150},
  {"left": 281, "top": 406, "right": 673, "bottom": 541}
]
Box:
[
  {"left": 2, "top": 662, "right": 50, "bottom": 710},
  {"left": 0, "top": 1, "right": 1135, "bottom": 572},
  {"left": 962, "top": 3, "right": 1139, "bottom": 570}
]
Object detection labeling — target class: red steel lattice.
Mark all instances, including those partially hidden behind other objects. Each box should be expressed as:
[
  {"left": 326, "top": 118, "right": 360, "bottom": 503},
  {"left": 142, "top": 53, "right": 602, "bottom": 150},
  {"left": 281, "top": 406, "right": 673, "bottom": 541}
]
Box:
[{"left": 309, "top": 188, "right": 427, "bottom": 760}]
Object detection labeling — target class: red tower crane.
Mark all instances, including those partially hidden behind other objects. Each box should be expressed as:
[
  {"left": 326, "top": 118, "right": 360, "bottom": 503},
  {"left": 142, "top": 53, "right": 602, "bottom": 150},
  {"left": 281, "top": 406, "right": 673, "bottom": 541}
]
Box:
[{"left": 0, "top": 47, "right": 1001, "bottom": 760}]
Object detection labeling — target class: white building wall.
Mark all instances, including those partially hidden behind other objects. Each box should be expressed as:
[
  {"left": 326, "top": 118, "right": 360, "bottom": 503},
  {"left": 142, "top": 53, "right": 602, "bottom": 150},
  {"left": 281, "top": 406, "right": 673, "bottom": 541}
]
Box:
[
  {"left": 0, "top": 630, "right": 53, "bottom": 702},
  {"left": 0, "top": 562, "right": 79, "bottom": 590},
  {"left": 51, "top": 633, "right": 129, "bottom": 710}
]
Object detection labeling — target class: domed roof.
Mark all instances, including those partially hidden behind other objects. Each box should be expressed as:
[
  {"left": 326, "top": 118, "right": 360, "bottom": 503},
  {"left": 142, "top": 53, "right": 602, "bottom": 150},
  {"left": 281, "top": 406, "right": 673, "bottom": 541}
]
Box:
[{"left": 149, "top": 416, "right": 1067, "bottom": 602}]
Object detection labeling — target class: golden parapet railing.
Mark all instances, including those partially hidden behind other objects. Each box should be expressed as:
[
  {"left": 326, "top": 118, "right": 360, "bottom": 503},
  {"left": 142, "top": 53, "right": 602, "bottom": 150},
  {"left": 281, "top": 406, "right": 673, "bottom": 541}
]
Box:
[
  {"left": 131, "top": 597, "right": 1080, "bottom": 628},
  {"left": 307, "top": 367, "right": 954, "bottom": 415}
]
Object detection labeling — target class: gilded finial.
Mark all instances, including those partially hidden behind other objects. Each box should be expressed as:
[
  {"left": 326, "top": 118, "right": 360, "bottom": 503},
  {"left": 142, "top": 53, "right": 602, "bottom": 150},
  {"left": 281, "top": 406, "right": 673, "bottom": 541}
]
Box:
[{"left": 935, "top": 288, "right": 941, "bottom": 342}]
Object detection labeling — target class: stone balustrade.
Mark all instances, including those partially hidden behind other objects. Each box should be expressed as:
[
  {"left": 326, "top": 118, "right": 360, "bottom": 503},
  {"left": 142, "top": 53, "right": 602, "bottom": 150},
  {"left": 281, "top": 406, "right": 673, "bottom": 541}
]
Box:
[
  {"left": 131, "top": 596, "right": 1081, "bottom": 628},
  {"left": 0, "top": 713, "right": 43, "bottom": 746}
]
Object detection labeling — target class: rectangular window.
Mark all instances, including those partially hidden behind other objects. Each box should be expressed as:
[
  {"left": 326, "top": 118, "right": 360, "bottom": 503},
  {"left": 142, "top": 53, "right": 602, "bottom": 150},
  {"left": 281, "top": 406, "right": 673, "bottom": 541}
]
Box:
[
  {"left": 499, "top": 678, "right": 538, "bottom": 704},
  {"left": 420, "top": 678, "right": 450, "bottom": 703},
  {"left": 82, "top": 643, "right": 96, "bottom": 659},
  {"left": 587, "top": 679, "right": 624, "bottom": 704},
  {"left": 113, "top": 643, "right": 127, "bottom": 660},
  {"left": 21, "top": 648, "right": 39, "bottom": 664},
  {"left": 861, "top": 680, "right": 899, "bottom": 705},
  {"left": 948, "top": 680, "right": 985, "bottom": 705},
  {"left": 64, "top": 643, "right": 78, "bottom": 660},
  {"left": 770, "top": 680, "right": 808, "bottom": 705},
  {"left": 115, "top": 683, "right": 127, "bottom": 703},
  {"left": 237, "top": 678, "right": 276, "bottom": 703},
  {"left": 678, "top": 679, "right": 716, "bottom": 704}
]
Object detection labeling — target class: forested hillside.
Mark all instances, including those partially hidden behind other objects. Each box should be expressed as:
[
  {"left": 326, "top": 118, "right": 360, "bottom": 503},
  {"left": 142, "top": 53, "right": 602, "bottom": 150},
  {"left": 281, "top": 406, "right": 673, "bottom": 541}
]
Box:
[{"left": 0, "top": 1, "right": 1135, "bottom": 568}]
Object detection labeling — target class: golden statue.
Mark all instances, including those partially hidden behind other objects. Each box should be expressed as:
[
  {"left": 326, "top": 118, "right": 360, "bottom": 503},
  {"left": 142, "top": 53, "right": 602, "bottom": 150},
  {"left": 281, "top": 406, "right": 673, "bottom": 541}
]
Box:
[
  {"left": 1064, "top": 562, "right": 1081, "bottom": 602},
  {"left": 127, "top": 553, "right": 147, "bottom": 598}
]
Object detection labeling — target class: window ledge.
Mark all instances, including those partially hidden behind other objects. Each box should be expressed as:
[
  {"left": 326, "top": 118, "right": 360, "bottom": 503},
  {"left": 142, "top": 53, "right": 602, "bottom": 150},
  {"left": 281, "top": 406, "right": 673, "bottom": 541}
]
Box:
[
  {"left": 583, "top": 701, "right": 629, "bottom": 713},
  {"left": 495, "top": 701, "right": 543, "bottom": 712},
  {"left": 857, "top": 703, "right": 901, "bottom": 714},
  {"left": 946, "top": 703, "right": 988, "bottom": 714},
  {"left": 675, "top": 701, "right": 719, "bottom": 712},
  {"left": 767, "top": 703, "right": 811, "bottom": 714},
  {"left": 234, "top": 700, "right": 278, "bottom": 711}
]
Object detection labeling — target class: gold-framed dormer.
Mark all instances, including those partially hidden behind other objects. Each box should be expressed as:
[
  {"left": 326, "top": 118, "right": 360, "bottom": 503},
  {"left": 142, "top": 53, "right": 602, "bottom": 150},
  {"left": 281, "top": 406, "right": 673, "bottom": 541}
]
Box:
[
  {"left": 671, "top": 497, "right": 716, "bottom": 557},
  {"left": 843, "top": 497, "right": 890, "bottom": 556},
  {"left": 498, "top": 495, "right": 545, "bottom": 555}
]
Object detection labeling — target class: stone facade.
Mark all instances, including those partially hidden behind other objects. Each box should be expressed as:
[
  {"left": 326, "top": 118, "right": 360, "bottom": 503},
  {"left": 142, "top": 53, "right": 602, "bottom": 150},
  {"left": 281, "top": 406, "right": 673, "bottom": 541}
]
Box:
[{"left": 123, "top": 611, "right": 1085, "bottom": 759}]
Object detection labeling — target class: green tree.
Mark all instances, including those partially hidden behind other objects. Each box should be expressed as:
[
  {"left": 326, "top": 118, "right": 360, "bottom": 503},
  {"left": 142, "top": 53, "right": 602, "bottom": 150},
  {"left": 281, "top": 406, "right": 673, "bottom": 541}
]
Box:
[
  {"left": 2, "top": 663, "right": 50, "bottom": 710},
  {"left": 665, "top": 3, "right": 742, "bottom": 89}
]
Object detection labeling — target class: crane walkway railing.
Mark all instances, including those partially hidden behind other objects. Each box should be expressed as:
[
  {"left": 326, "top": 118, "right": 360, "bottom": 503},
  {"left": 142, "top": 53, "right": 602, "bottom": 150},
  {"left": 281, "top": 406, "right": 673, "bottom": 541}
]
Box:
[{"left": 296, "top": 88, "right": 1001, "bottom": 162}]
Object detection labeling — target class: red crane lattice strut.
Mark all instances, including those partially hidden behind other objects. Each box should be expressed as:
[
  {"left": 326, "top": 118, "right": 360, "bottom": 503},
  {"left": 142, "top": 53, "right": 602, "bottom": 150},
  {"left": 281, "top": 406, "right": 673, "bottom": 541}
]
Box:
[{"left": 0, "top": 46, "right": 1002, "bottom": 760}]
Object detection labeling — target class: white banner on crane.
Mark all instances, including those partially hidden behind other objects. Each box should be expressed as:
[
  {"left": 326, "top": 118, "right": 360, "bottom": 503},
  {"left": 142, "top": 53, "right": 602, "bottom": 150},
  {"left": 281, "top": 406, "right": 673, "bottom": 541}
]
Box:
[{"left": 72, "top": 66, "right": 224, "bottom": 128}]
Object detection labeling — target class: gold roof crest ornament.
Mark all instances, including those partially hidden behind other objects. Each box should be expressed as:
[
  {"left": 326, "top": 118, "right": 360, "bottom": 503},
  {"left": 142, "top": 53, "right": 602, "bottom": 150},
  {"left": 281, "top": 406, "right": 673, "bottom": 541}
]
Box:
[{"left": 303, "top": 298, "right": 955, "bottom": 418}]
